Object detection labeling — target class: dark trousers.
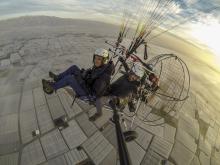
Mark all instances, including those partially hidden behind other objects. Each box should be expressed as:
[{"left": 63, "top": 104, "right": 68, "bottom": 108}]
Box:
[
  {"left": 95, "top": 96, "right": 114, "bottom": 115},
  {"left": 52, "top": 65, "right": 87, "bottom": 96}
]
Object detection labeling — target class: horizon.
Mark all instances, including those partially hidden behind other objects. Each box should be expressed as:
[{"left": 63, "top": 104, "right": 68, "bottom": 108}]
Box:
[{"left": 0, "top": 0, "right": 220, "bottom": 63}]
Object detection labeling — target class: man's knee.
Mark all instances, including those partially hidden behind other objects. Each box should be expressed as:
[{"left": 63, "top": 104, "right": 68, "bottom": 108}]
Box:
[{"left": 70, "top": 65, "right": 80, "bottom": 72}]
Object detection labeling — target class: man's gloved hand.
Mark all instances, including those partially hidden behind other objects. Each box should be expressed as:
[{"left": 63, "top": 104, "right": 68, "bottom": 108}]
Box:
[
  {"left": 81, "top": 68, "right": 92, "bottom": 80},
  {"left": 82, "top": 69, "right": 94, "bottom": 85},
  {"left": 128, "top": 101, "right": 136, "bottom": 112},
  {"left": 86, "top": 77, "right": 94, "bottom": 85},
  {"left": 118, "top": 56, "right": 125, "bottom": 62}
]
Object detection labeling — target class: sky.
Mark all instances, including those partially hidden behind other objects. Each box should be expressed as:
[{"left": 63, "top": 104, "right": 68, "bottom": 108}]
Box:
[{"left": 0, "top": 0, "right": 220, "bottom": 61}]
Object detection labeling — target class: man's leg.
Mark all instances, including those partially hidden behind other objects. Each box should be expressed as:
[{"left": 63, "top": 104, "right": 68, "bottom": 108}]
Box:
[
  {"left": 56, "top": 65, "right": 81, "bottom": 81},
  {"left": 52, "top": 75, "right": 87, "bottom": 96},
  {"left": 89, "top": 96, "right": 110, "bottom": 121}
]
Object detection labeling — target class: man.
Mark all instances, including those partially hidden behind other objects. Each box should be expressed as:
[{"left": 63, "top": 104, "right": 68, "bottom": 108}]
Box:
[
  {"left": 140, "top": 64, "right": 159, "bottom": 104},
  {"left": 148, "top": 73, "right": 159, "bottom": 91},
  {"left": 42, "top": 48, "right": 114, "bottom": 103},
  {"left": 89, "top": 60, "right": 145, "bottom": 121},
  {"left": 144, "top": 64, "right": 159, "bottom": 91}
]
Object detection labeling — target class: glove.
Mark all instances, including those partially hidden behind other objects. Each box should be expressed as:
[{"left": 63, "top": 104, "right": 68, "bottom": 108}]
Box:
[
  {"left": 118, "top": 56, "right": 125, "bottom": 62},
  {"left": 128, "top": 101, "right": 136, "bottom": 112},
  {"left": 80, "top": 68, "right": 85, "bottom": 73},
  {"left": 81, "top": 68, "right": 92, "bottom": 80}
]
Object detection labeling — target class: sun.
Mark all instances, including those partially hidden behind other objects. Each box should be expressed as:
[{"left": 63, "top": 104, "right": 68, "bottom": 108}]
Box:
[{"left": 190, "top": 20, "right": 220, "bottom": 56}]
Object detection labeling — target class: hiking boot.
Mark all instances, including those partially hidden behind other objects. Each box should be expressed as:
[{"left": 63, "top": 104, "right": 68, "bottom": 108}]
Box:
[
  {"left": 79, "top": 96, "right": 91, "bottom": 102},
  {"left": 42, "top": 79, "right": 54, "bottom": 95},
  {"left": 89, "top": 113, "right": 102, "bottom": 121},
  {"left": 49, "top": 71, "right": 59, "bottom": 82},
  {"left": 79, "top": 95, "right": 96, "bottom": 102}
]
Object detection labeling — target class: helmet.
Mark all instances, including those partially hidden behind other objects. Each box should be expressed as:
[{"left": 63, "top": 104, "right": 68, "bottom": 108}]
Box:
[
  {"left": 94, "top": 48, "right": 109, "bottom": 64},
  {"left": 146, "top": 64, "right": 154, "bottom": 72},
  {"left": 131, "top": 62, "right": 145, "bottom": 78}
]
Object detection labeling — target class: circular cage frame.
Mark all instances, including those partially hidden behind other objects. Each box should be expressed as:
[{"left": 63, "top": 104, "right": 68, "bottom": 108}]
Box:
[
  {"left": 147, "top": 53, "right": 190, "bottom": 102},
  {"left": 117, "top": 53, "right": 191, "bottom": 126}
]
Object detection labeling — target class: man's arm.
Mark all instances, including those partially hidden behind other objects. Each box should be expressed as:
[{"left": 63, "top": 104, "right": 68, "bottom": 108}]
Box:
[{"left": 119, "top": 57, "right": 130, "bottom": 72}]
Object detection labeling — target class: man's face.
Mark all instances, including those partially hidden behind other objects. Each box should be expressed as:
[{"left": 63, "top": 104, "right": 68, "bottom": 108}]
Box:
[
  {"left": 128, "top": 74, "right": 139, "bottom": 81},
  {"left": 149, "top": 74, "right": 157, "bottom": 82},
  {"left": 94, "top": 55, "right": 104, "bottom": 67},
  {"left": 151, "top": 77, "right": 157, "bottom": 82}
]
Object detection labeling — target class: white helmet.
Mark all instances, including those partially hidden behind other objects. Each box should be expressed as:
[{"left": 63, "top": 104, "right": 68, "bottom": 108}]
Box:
[
  {"left": 94, "top": 48, "right": 109, "bottom": 64},
  {"left": 146, "top": 64, "right": 154, "bottom": 72},
  {"left": 131, "top": 62, "right": 145, "bottom": 78}
]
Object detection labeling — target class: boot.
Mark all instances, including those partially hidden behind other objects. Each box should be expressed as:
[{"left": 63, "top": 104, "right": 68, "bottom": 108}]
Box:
[
  {"left": 49, "top": 71, "right": 59, "bottom": 82},
  {"left": 89, "top": 113, "right": 102, "bottom": 121},
  {"left": 42, "top": 79, "right": 54, "bottom": 95}
]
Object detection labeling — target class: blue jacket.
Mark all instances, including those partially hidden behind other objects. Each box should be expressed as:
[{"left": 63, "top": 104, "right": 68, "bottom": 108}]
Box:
[{"left": 83, "top": 61, "right": 114, "bottom": 97}]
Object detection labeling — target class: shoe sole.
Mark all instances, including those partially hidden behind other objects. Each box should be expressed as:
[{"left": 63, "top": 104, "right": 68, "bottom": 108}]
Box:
[{"left": 42, "top": 79, "right": 54, "bottom": 94}]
